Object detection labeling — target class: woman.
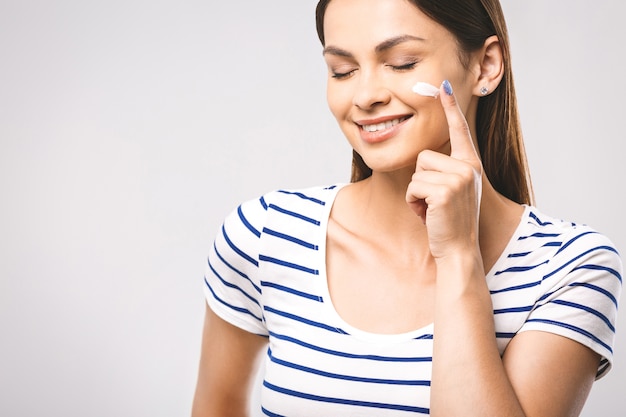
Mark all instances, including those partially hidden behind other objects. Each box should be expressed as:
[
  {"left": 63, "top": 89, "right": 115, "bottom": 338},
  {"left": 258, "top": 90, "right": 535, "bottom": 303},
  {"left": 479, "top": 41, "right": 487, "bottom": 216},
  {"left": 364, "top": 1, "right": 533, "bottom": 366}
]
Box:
[{"left": 192, "top": 0, "right": 622, "bottom": 415}]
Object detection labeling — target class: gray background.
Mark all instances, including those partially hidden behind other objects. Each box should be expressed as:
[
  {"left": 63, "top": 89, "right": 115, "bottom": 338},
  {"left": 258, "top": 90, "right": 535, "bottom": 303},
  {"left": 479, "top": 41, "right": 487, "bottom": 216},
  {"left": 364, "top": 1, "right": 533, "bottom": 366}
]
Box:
[{"left": 1, "top": 1, "right": 623, "bottom": 416}]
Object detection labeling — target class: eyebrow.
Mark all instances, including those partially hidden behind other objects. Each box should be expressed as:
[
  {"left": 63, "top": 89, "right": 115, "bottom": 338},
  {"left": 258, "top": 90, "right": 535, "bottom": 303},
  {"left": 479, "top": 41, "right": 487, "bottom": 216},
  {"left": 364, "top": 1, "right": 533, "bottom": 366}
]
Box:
[{"left": 323, "top": 34, "right": 426, "bottom": 57}]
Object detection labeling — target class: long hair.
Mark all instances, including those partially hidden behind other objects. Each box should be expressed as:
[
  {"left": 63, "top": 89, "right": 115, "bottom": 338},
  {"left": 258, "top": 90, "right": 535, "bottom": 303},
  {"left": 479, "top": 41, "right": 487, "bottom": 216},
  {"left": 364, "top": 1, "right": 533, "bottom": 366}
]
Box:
[{"left": 315, "top": 0, "right": 533, "bottom": 205}]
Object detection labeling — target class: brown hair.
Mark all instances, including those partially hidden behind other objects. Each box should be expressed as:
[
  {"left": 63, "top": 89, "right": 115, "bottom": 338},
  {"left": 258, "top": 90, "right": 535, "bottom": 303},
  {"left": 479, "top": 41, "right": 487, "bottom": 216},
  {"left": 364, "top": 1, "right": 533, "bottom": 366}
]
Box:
[{"left": 315, "top": 0, "right": 533, "bottom": 205}]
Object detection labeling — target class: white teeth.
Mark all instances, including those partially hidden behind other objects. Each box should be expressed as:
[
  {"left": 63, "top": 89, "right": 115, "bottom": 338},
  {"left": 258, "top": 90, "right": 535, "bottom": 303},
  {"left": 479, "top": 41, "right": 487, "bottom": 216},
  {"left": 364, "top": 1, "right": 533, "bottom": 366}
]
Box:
[{"left": 362, "top": 118, "right": 404, "bottom": 132}]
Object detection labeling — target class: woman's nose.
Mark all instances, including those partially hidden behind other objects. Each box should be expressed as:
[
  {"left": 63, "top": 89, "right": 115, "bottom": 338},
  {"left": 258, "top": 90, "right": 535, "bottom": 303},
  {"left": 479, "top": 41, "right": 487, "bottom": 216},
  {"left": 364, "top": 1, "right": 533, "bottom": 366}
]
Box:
[{"left": 352, "top": 70, "right": 391, "bottom": 110}]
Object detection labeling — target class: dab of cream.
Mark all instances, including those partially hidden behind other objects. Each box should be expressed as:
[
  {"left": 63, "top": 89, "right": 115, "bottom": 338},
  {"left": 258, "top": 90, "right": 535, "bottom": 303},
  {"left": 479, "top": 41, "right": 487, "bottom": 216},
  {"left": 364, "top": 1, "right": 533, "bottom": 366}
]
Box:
[{"left": 412, "top": 81, "right": 440, "bottom": 98}]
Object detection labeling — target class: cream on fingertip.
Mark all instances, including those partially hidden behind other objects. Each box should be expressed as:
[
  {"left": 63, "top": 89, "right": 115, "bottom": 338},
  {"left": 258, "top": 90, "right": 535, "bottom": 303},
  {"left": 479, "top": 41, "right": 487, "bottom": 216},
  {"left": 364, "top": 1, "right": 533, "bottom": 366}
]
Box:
[{"left": 412, "top": 81, "right": 440, "bottom": 98}]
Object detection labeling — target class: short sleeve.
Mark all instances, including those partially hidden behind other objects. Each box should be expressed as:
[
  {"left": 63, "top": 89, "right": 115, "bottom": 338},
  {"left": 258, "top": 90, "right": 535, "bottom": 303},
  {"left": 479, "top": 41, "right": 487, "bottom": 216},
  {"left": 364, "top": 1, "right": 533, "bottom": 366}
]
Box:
[
  {"left": 520, "top": 227, "right": 622, "bottom": 379},
  {"left": 203, "top": 195, "right": 269, "bottom": 336}
]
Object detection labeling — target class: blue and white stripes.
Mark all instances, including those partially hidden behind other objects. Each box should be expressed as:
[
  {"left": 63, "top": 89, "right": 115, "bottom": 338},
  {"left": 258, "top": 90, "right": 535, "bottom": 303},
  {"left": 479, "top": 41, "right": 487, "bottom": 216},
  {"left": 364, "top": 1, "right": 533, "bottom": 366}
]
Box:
[
  {"left": 487, "top": 209, "right": 622, "bottom": 372},
  {"left": 204, "top": 184, "right": 622, "bottom": 415}
]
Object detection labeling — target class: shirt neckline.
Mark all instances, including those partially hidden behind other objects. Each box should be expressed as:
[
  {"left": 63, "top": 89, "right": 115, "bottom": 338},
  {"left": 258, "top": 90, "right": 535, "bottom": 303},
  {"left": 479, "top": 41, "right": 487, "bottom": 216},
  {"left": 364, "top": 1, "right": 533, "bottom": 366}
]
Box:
[
  {"left": 316, "top": 183, "right": 433, "bottom": 343},
  {"left": 315, "top": 184, "right": 531, "bottom": 343}
]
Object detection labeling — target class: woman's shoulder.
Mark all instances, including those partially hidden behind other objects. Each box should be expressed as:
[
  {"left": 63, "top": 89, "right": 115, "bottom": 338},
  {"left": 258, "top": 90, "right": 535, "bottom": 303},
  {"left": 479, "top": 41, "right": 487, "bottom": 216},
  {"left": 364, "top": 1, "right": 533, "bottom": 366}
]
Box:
[
  {"left": 521, "top": 206, "right": 619, "bottom": 248},
  {"left": 235, "top": 183, "right": 346, "bottom": 215},
  {"left": 500, "top": 206, "right": 622, "bottom": 378},
  {"left": 227, "top": 183, "right": 346, "bottom": 228},
  {"left": 492, "top": 205, "right": 622, "bottom": 283},
  {"left": 514, "top": 205, "right": 622, "bottom": 276},
  {"left": 256, "top": 183, "right": 346, "bottom": 205}
]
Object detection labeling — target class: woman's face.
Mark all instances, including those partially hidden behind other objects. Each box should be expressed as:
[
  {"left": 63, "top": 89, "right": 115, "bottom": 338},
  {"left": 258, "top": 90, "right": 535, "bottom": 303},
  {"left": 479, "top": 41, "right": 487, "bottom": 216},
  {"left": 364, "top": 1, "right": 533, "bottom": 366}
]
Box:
[{"left": 323, "top": 0, "right": 479, "bottom": 175}]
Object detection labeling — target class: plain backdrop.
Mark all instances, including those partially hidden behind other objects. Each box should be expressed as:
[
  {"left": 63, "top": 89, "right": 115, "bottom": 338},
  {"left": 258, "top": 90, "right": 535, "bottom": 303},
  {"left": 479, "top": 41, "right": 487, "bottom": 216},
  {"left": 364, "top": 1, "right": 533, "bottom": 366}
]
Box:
[{"left": 1, "top": 1, "right": 624, "bottom": 416}]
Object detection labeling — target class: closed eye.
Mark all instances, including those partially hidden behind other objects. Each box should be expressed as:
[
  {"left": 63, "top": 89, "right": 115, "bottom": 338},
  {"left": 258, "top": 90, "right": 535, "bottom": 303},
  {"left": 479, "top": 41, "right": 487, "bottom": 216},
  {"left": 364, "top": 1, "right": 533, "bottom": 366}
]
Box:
[
  {"left": 331, "top": 69, "right": 357, "bottom": 79},
  {"left": 387, "top": 62, "right": 418, "bottom": 71}
]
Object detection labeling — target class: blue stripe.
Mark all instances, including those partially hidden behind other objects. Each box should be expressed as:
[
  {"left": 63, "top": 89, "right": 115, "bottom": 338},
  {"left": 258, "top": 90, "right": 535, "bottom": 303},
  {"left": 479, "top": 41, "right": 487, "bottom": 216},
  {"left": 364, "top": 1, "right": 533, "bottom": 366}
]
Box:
[
  {"left": 597, "top": 359, "right": 610, "bottom": 378},
  {"left": 263, "top": 227, "right": 319, "bottom": 250},
  {"left": 518, "top": 232, "right": 560, "bottom": 240},
  {"left": 490, "top": 280, "right": 541, "bottom": 294},
  {"left": 268, "top": 349, "right": 430, "bottom": 386},
  {"left": 269, "top": 331, "right": 432, "bottom": 362},
  {"left": 551, "top": 300, "right": 615, "bottom": 332},
  {"left": 208, "top": 258, "right": 260, "bottom": 307},
  {"left": 508, "top": 251, "right": 531, "bottom": 258},
  {"left": 259, "top": 255, "right": 319, "bottom": 275},
  {"left": 525, "top": 318, "right": 613, "bottom": 354},
  {"left": 263, "top": 381, "right": 430, "bottom": 414},
  {"left": 495, "top": 260, "right": 549, "bottom": 275},
  {"left": 494, "top": 305, "right": 533, "bottom": 314},
  {"left": 268, "top": 203, "right": 320, "bottom": 225},
  {"left": 213, "top": 244, "right": 261, "bottom": 294},
  {"left": 543, "top": 241, "right": 562, "bottom": 248},
  {"left": 543, "top": 245, "right": 618, "bottom": 281},
  {"left": 496, "top": 332, "right": 516, "bottom": 339},
  {"left": 222, "top": 225, "right": 258, "bottom": 267},
  {"left": 572, "top": 264, "right": 622, "bottom": 284},
  {"left": 205, "top": 278, "right": 264, "bottom": 323},
  {"left": 265, "top": 306, "right": 347, "bottom": 334},
  {"left": 536, "top": 290, "right": 554, "bottom": 303},
  {"left": 238, "top": 205, "right": 260, "bottom": 238},
  {"left": 261, "top": 281, "right": 323, "bottom": 302},
  {"left": 278, "top": 190, "right": 326, "bottom": 205},
  {"left": 555, "top": 231, "right": 596, "bottom": 256},
  {"left": 260, "top": 196, "right": 268, "bottom": 210},
  {"left": 570, "top": 282, "right": 619, "bottom": 308},
  {"left": 262, "top": 407, "right": 285, "bottom": 417},
  {"left": 528, "top": 211, "right": 554, "bottom": 227}
]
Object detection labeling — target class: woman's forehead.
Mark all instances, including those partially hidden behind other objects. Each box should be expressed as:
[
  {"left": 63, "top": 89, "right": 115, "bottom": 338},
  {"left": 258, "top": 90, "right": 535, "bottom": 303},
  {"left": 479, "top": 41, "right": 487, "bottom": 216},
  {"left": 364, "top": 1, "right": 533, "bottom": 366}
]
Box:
[{"left": 323, "top": 0, "right": 453, "bottom": 51}]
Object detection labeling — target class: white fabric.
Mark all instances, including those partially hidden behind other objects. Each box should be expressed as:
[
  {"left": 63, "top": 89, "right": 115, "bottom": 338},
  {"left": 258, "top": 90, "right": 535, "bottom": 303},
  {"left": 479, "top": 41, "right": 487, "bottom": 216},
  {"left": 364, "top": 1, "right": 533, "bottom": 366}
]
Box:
[{"left": 204, "top": 184, "right": 622, "bottom": 416}]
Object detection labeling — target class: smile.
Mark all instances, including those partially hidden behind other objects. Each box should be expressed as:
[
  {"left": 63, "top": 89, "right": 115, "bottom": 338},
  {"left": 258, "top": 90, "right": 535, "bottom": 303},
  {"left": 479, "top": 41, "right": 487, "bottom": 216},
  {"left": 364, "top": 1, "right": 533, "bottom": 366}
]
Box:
[{"left": 360, "top": 116, "right": 410, "bottom": 132}]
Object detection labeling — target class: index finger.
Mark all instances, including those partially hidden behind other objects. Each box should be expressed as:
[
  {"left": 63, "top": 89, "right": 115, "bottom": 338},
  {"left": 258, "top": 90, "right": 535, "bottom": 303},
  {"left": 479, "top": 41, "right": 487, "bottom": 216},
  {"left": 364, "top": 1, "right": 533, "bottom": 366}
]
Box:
[{"left": 440, "top": 80, "right": 480, "bottom": 163}]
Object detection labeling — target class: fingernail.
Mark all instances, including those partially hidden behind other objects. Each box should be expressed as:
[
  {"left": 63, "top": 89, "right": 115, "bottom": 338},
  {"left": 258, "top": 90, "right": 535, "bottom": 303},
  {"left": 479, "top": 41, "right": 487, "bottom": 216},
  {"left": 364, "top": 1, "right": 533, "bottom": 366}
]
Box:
[{"left": 442, "top": 80, "right": 453, "bottom": 96}]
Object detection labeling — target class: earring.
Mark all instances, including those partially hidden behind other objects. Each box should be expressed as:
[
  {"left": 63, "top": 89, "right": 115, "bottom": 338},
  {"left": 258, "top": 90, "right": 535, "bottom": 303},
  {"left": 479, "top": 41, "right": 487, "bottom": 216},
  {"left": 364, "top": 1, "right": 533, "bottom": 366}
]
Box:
[{"left": 480, "top": 86, "right": 489, "bottom": 96}]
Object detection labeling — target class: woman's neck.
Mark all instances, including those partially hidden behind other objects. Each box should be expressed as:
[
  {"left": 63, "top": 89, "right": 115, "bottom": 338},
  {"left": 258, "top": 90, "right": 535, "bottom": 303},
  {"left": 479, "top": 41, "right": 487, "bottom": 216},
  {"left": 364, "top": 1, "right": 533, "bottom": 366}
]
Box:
[
  {"left": 341, "top": 168, "right": 524, "bottom": 272},
  {"left": 346, "top": 170, "right": 428, "bottom": 246}
]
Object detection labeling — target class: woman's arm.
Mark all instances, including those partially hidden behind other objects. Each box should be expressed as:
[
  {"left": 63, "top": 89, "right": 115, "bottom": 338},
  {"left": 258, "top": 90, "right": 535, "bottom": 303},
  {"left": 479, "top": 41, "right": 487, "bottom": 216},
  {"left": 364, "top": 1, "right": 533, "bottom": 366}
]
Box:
[
  {"left": 192, "top": 305, "right": 268, "bottom": 417},
  {"left": 407, "top": 81, "right": 606, "bottom": 417},
  {"left": 431, "top": 255, "right": 599, "bottom": 417},
  {"left": 503, "top": 330, "right": 599, "bottom": 416}
]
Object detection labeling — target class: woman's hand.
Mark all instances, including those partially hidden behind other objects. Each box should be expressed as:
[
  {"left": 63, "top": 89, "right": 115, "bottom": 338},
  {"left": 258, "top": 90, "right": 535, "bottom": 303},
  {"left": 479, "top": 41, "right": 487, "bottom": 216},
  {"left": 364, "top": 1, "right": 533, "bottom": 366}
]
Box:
[{"left": 405, "top": 80, "right": 483, "bottom": 260}]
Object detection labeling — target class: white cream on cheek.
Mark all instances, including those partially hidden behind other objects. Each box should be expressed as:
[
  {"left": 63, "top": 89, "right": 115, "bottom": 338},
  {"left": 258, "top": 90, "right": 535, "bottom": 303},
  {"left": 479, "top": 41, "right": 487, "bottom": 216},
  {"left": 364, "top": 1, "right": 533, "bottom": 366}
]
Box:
[{"left": 412, "top": 81, "right": 440, "bottom": 98}]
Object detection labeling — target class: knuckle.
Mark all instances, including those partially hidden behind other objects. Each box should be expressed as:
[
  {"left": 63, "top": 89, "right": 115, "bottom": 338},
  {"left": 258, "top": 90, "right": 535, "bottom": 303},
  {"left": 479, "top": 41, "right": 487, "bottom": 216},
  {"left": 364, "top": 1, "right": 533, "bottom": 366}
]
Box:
[
  {"left": 448, "top": 175, "right": 465, "bottom": 193},
  {"left": 453, "top": 119, "right": 471, "bottom": 136},
  {"left": 416, "top": 149, "right": 434, "bottom": 165},
  {"left": 459, "top": 163, "right": 475, "bottom": 179},
  {"left": 435, "top": 186, "right": 455, "bottom": 203}
]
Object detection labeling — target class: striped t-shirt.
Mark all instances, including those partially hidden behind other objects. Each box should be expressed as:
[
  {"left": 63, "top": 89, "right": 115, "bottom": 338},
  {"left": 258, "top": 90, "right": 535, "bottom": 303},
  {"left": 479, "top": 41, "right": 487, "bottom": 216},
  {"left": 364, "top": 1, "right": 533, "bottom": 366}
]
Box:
[{"left": 204, "top": 184, "right": 622, "bottom": 416}]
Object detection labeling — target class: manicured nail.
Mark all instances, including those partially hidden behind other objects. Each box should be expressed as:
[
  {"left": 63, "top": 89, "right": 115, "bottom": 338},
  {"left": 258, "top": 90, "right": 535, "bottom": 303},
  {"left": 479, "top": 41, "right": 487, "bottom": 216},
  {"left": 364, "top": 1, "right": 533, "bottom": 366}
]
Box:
[{"left": 442, "top": 80, "right": 453, "bottom": 96}]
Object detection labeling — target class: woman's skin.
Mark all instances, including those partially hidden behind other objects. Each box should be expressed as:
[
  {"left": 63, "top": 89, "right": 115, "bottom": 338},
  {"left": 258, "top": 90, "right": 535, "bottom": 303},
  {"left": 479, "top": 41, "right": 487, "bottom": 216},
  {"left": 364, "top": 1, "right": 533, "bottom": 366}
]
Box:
[{"left": 192, "top": 0, "right": 601, "bottom": 416}]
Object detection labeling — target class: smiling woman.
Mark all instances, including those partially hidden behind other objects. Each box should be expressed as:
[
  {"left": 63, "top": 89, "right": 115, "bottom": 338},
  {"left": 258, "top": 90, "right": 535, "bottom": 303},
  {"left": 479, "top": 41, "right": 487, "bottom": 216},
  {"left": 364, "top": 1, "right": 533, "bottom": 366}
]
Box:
[
  {"left": 191, "top": 1, "right": 622, "bottom": 416},
  {"left": 1, "top": 0, "right": 623, "bottom": 416}
]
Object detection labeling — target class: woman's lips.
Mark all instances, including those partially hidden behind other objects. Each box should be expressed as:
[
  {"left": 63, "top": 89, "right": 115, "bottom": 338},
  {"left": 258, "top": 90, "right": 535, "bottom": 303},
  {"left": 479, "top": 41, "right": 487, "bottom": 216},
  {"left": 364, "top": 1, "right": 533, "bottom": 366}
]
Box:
[{"left": 357, "top": 115, "right": 411, "bottom": 144}]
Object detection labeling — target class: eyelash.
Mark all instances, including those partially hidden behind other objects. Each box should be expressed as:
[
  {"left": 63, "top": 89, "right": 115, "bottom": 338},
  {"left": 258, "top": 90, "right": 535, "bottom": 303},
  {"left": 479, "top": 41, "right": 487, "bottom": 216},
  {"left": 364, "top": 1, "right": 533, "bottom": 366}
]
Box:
[
  {"left": 331, "top": 61, "right": 419, "bottom": 79},
  {"left": 331, "top": 70, "right": 356, "bottom": 80},
  {"left": 388, "top": 61, "right": 418, "bottom": 71}
]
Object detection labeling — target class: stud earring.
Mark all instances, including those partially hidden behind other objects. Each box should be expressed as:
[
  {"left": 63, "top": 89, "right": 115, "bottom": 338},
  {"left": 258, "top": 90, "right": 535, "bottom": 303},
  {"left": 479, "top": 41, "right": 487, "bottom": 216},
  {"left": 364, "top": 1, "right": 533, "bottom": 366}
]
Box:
[{"left": 480, "top": 86, "right": 489, "bottom": 96}]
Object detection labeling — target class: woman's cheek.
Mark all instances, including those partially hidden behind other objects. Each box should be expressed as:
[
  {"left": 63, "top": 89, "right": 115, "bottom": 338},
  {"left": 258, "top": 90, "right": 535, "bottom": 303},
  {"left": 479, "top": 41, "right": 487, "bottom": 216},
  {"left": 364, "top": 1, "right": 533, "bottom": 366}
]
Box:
[{"left": 327, "top": 84, "right": 352, "bottom": 121}]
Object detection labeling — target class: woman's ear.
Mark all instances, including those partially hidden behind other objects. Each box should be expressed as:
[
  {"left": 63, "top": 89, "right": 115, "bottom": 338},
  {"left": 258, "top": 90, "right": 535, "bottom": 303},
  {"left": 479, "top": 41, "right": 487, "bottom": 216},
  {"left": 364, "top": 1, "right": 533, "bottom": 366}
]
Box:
[{"left": 473, "top": 35, "right": 504, "bottom": 97}]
